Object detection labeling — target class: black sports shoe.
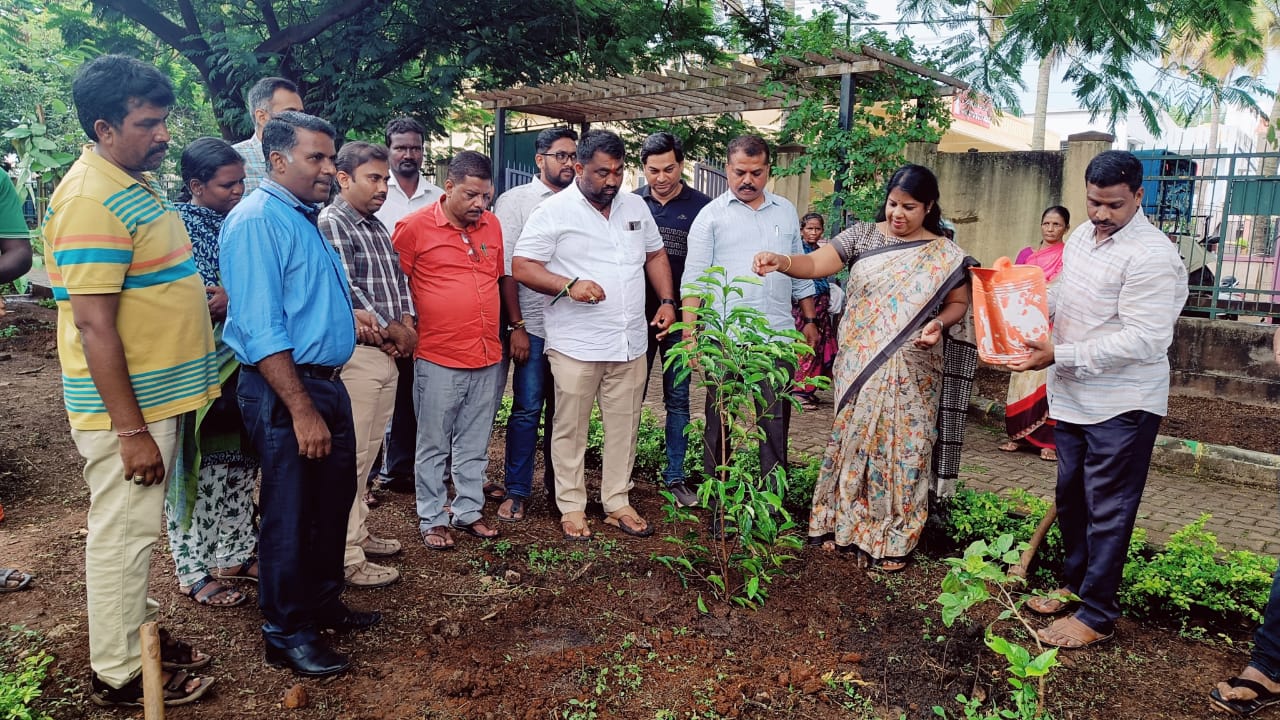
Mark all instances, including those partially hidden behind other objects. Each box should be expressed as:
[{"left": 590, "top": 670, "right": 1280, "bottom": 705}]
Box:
[{"left": 667, "top": 482, "right": 699, "bottom": 508}]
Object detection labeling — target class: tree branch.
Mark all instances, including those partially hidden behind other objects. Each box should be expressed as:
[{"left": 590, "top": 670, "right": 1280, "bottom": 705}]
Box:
[
  {"left": 254, "top": 0, "right": 381, "bottom": 55},
  {"left": 91, "top": 0, "right": 209, "bottom": 57}
]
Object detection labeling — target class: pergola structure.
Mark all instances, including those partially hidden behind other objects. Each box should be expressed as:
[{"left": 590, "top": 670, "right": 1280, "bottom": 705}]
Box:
[{"left": 469, "top": 46, "right": 969, "bottom": 196}]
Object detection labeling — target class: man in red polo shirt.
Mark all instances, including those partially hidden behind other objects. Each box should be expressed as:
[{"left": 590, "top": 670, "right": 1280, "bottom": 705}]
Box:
[{"left": 392, "top": 151, "right": 508, "bottom": 549}]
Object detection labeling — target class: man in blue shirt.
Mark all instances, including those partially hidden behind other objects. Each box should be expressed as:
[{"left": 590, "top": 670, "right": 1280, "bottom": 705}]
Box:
[{"left": 220, "top": 111, "right": 378, "bottom": 678}]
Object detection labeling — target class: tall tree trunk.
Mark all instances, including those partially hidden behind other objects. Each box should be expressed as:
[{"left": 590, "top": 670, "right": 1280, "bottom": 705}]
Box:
[{"left": 1031, "top": 54, "right": 1053, "bottom": 150}]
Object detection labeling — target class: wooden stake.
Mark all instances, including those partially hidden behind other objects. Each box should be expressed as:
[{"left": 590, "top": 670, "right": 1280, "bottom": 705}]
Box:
[
  {"left": 138, "top": 621, "right": 165, "bottom": 720},
  {"left": 1009, "top": 504, "right": 1057, "bottom": 580}
]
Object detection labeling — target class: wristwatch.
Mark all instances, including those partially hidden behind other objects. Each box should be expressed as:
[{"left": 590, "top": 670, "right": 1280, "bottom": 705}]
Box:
[
  {"left": 507, "top": 320, "right": 526, "bottom": 332},
  {"left": 802, "top": 317, "right": 817, "bottom": 325},
  {"left": 660, "top": 298, "right": 677, "bottom": 306}
]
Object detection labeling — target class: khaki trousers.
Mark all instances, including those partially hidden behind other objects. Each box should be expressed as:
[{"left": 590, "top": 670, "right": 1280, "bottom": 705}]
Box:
[
  {"left": 546, "top": 351, "right": 647, "bottom": 516},
  {"left": 72, "top": 415, "right": 180, "bottom": 688},
  {"left": 341, "top": 345, "right": 399, "bottom": 567}
]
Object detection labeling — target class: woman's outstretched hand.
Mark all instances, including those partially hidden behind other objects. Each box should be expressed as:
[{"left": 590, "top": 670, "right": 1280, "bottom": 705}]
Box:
[{"left": 752, "top": 251, "right": 785, "bottom": 276}]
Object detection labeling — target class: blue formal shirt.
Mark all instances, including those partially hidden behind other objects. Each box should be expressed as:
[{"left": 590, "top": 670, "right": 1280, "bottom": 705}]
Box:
[{"left": 219, "top": 179, "right": 356, "bottom": 366}]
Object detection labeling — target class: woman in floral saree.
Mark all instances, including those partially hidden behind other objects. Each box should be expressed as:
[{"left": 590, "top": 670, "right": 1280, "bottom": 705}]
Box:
[{"left": 752, "top": 165, "right": 977, "bottom": 571}]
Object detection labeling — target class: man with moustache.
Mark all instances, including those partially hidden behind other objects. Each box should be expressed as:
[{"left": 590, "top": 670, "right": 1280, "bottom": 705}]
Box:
[
  {"left": 44, "top": 54, "right": 219, "bottom": 706},
  {"left": 513, "top": 130, "right": 677, "bottom": 540},
  {"left": 683, "top": 135, "right": 818, "bottom": 493},
  {"left": 636, "top": 132, "right": 711, "bottom": 508},
  {"left": 318, "top": 141, "right": 416, "bottom": 589},
  {"left": 393, "top": 151, "right": 508, "bottom": 549},
  {"left": 221, "top": 111, "right": 379, "bottom": 678},
  {"left": 1009, "top": 150, "right": 1187, "bottom": 650},
  {"left": 232, "top": 77, "right": 304, "bottom": 194},
  {"left": 491, "top": 126, "right": 578, "bottom": 519},
  {"left": 374, "top": 116, "right": 446, "bottom": 495}
]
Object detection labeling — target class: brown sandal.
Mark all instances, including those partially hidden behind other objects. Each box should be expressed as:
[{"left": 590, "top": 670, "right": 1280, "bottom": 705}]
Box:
[
  {"left": 1037, "top": 615, "right": 1113, "bottom": 649},
  {"left": 603, "top": 506, "right": 653, "bottom": 538},
  {"left": 997, "top": 440, "right": 1021, "bottom": 452},
  {"left": 561, "top": 511, "right": 592, "bottom": 541},
  {"left": 421, "top": 525, "right": 455, "bottom": 551}
]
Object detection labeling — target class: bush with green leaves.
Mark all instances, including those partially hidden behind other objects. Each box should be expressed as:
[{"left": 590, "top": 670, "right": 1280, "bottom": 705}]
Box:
[
  {"left": 654, "top": 267, "right": 825, "bottom": 609},
  {"left": 944, "top": 485, "right": 1062, "bottom": 579},
  {"left": 935, "top": 535, "right": 1059, "bottom": 720},
  {"left": 0, "top": 626, "right": 58, "bottom": 720},
  {"left": 1121, "top": 514, "right": 1276, "bottom": 625}
]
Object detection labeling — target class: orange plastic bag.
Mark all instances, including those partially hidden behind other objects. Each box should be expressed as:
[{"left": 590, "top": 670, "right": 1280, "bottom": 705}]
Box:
[{"left": 969, "top": 257, "right": 1049, "bottom": 365}]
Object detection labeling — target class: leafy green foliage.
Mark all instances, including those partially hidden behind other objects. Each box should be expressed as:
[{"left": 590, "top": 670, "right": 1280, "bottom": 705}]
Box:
[
  {"left": 944, "top": 489, "right": 1274, "bottom": 630},
  {"left": 1121, "top": 514, "right": 1277, "bottom": 625},
  {"left": 654, "top": 267, "right": 820, "bottom": 609},
  {"left": 761, "top": 10, "right": 951, "bottom": 225},
  {"left": 936, "top": 535, "right": 1059, "bottom": 720}
]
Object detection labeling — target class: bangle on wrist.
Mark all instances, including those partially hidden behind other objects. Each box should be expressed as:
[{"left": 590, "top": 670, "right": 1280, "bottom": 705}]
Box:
[
  {"left": 781, "top": 255, "right": 793, "bottom": 273},
  {"left": 116, "top": 424, "right": 149, "bottom": 438}
]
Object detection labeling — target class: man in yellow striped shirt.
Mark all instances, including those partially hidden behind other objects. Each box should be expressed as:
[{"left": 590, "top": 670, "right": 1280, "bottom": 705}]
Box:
[{"left": 44, "top": 54, "right": 220, "bottom": 708}]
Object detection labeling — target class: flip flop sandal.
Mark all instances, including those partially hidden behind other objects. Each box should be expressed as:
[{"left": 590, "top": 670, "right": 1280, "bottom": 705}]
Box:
[
  {"left": 561, "top": 513, "right": 592, "bottom": 542},
  {"left": 604, "top": 507, "right": 654, "bottom": 538},
  {"left": 158, "top": 628, "right": 213, "bottom": 671},
  {"left": 214, "top": 555, "right": 258, "bottom": 583},
  {"left": 1039, "top": 448, "right": 1058, "bottom": 462},
  {"left": 0, "top": 568, "right": 33, "bottom": 593},
  {"left": 482, "top": 482, "right": 506, "bottom": 501},
  {"left": 497, "top": 496, "right": 527, "bottom": 523},
  {"left": 182, "top": 575, "right": 246, "bottom": 608},
  {"left": 421, "top": 525, "right": 455, "bottom": 551},
  {"left": 1026, "top": 590, "right": 1077, "bottom": 616},
  {"left": 1036, "top": 615, "right": 1114, "bottom": 649},
  {"left": 1210, "top": 677, "right": 1280, "bottom": 717},
  {"left": 874, "top": 555, "right": 910, "bottom": 573},
  {"left": 997, "top": 441, "right": 1021, "bottom": 452},
  {"left": 451, "top": 517, "right": 500, "bottom": 538},
  {"left": 90, "top": 669, "right": 216, "bottom": 708}
]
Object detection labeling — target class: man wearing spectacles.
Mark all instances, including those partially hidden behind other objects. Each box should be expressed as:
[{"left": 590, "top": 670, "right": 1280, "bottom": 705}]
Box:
[
  {"left": 490, "top": 127, "right": 579, "bottom": 522},
  {"left": 513, "top": 130, "right": 677, "bottom": 541},
  {"left": 392, "top": 151, "right": 508, "bottom": 550}
]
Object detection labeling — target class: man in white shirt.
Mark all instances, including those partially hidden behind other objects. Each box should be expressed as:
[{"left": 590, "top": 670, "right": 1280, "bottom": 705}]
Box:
[
  {"left": 373, "top": 116, "right": 445, "bottom": 495},
  {"left": 492, "top": 127, "right": 578, "bottom": 520},
  {"left": 513, "top": 130, "right": 676, "bottom": 541},
  {"left": 683, "top": 135, "right": 818, "bottom": 490},
  {"left": 231, "top": 77, "right": 304, "bottom": 194},
  {"left": 1010, "top": 150, "right": 1187, "bottom": 650}
]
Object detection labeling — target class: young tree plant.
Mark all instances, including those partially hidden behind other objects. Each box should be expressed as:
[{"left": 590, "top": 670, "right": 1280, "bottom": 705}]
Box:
[{"left": 653, "top": 267, "right": 827, "bottom": 609}]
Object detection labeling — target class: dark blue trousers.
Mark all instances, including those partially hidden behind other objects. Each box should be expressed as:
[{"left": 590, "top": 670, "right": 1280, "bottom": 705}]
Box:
[
  {"left": 381, "top": 356, "right": 417, "bottom": 482},
  {"left": 238, "top": 370, "right": 357, "bottom": 648},
  {"left": 1053, "top": 410, "right": 1161, "bottom": 634},
  {"left": 1251, "top": 530, "right": 1280, "bottom": 679}
]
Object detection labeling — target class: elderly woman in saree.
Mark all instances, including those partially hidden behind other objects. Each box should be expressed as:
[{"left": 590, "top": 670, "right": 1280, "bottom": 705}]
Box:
[
  {"left": 752, "top": 165, "right": 977, "bottom": 572},
  {"left": 999, "top": 205, "right": 1070, "bottom": 462}
]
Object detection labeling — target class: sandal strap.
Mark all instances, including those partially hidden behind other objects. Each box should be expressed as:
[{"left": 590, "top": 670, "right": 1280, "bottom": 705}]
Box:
[{"left": 1227, "top": 677, "right": 1275, "bottom": 696}]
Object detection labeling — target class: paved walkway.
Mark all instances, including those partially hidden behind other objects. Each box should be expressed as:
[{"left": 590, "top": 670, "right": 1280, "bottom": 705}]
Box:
[{"left": 642, "top": 365, "right": 1280, "bottom": 555}]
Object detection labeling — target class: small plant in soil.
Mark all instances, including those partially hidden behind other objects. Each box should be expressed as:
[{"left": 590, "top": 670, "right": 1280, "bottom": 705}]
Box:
[
  {"left": 656, "top": 267, "right": 824, "bottom": 609},
  {"left": 935, "top": 534, "right": 1060, "bottom": 720}
]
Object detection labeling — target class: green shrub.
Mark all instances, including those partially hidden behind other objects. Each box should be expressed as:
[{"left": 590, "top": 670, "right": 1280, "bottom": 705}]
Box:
[{"left": 1121, "top": 514, "right": 1276, "bottom": 625}]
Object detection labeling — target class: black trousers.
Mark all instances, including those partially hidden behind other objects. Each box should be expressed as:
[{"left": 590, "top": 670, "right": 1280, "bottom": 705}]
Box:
[
  {"left": 1053, "top": 410, "right": 1161, "bottom": 634},
  {"left": 238, "top": 369, "right": 357, "bottom": 648},
  {"left": 701, "top": 373, "right": 791, "bottom": 490}
]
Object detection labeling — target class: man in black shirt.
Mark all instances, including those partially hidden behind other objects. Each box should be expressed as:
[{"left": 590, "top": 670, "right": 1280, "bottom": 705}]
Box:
[{"left": 635, "top": 132, "right": 711, "bottom": 508}]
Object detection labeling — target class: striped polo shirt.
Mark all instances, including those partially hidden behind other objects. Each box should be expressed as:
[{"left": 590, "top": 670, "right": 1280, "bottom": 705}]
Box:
[{"left": 43, "top": 146, "right": 219, "bottom": 430}]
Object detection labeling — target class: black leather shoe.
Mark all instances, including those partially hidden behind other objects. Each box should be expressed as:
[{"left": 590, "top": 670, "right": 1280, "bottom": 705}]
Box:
[
  {"left": 264, "top": 641, "right": 350, "bottom": 677},
  {"left": 321, "top": 609, "right": 382, "bottom": 633}
]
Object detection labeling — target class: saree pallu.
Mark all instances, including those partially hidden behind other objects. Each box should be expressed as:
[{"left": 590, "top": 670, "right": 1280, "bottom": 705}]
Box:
[
  {"left": 792, "top": 292, "right": 838, "bottom": 393},
  {"left": 808, "top": 237, "right": 977, "bottom": 558}
]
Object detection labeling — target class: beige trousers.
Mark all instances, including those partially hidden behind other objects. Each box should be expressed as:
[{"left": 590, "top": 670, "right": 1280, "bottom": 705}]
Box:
[
  {"left": 72, "top": 415, "right": 180, "bottom": 688},
  {"left": 546, "top": 350, "right": 647, "bottom": 516},
  {"left": 341, "top": 345, "right": 399, "bottom": 567}
]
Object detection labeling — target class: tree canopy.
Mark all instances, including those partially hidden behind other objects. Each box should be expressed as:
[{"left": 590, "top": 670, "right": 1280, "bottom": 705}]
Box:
[{"left": 81, "top": 0, "right": 726, "bottom": 140}]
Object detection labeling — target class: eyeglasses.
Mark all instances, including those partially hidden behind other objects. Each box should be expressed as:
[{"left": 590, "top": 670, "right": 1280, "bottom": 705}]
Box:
[
  {"left": 539, "top": 151, "right": 576, "bottom": 163},
  {"left": 460, "top": 232, "right": 485, "bottom": 263}
]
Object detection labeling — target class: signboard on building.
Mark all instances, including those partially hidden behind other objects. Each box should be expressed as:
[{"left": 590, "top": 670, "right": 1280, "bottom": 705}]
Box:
[{"left": 951, "top": 91, "right": 994, "bottom": 128}]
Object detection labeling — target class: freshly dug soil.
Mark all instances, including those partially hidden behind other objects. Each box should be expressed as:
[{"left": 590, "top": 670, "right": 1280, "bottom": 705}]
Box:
[{"left": 0, "top": 301, "right": 1261, "bottom": 718}]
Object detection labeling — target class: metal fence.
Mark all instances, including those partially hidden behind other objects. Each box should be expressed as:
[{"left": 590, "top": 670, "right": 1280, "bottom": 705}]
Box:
[
  {"left": 1138, "top": 147, "right": 1280, "bottom": 320},
  {"left": 505, "top": 164, "right": 535, "bottom": 190},
  {"left": 693, "top": 161, "right": 726, "bottom": 198}
]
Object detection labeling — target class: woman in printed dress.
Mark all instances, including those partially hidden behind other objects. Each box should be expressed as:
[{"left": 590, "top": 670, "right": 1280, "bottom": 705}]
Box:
[
  {"left": 164, "top": 137, "right": 259, "bottom": 607},
  {"left": 998, "top": 206, "right": 1069, "bottom": 462},
  {"left": 752, "top": 165, "right": 977, "bottom": 571},
  {"left": 791, "top": 212, "right": 840, "bottom": 410}
]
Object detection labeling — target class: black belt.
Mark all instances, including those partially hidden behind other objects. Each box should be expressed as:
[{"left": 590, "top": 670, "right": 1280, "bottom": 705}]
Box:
[{"left": 242, "top": 363, "right": 343, "bottom": 381}]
